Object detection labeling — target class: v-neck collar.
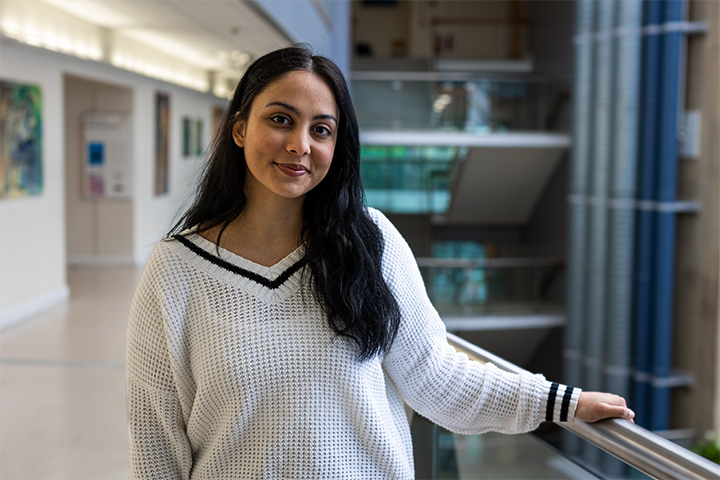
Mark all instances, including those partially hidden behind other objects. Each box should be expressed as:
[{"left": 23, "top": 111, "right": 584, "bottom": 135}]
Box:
[{"left": 170, "top": 230, "right": 306, "bottom": 303}]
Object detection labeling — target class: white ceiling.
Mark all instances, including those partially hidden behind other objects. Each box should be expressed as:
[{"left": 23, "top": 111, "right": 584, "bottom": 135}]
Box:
[{"left": 37, "top": 0, "right": 292, "bottom": 77}]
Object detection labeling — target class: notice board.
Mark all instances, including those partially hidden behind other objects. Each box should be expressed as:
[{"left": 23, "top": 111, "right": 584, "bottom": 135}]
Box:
[{"left": 82, "top": 112, "right": 132, "bottom": 199}]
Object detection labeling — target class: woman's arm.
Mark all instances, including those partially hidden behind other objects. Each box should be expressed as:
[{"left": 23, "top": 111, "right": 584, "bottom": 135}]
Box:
[
  {"left": 126, "top": 247, "right": 193, "bottom": 479},
  {"left": 370, "top": 208, "right": 633, "bottom": 433}
]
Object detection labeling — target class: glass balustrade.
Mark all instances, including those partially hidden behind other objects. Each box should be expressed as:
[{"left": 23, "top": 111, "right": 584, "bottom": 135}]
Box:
[
  {"left": 416, "top": 257, "right": 566, "bottom": 317},
  {"left": 423, "top": 423, "right": 657, "bottom": 479},
  {"left": 359, "top": 145, "right": 460, "bottom": 214},
  {"left": 350, "top": 75, "right": 571, "bottom": 133},
  {"left": 434, "top": 426, "right": 606, "bottom": 479}
]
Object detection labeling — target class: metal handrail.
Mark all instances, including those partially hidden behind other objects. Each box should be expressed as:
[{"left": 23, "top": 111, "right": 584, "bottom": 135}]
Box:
[{"left": 446, "top": 333, "right": 720, "bottom": 480}]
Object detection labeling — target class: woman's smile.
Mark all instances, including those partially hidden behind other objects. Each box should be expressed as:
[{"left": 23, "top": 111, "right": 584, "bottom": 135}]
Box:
[{"left": 275, "top": 162, "right": 309, "bottom": 177}]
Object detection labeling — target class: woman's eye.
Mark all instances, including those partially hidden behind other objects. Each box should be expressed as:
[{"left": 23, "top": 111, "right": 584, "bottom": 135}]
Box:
[
  {"left": 313, "top": 125, "right": 331, "bottom": 136},
  {"left": 271, "top": 115, "right": 290, "bottom": 125}
]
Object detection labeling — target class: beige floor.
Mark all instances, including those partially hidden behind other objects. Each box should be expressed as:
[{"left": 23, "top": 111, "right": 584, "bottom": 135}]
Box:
[{"left": 1, "top": 266, "right": 141, "bottom": 480}]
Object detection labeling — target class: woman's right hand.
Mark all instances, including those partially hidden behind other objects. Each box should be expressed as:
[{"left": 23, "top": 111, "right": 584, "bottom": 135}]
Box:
[{"left": 575, "top": 392, "right": 635, "bottom": 423}]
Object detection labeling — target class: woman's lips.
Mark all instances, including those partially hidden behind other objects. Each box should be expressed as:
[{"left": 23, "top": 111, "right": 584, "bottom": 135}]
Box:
[{"left": 275, "top": 163, "right": 308, "bottom": 177}]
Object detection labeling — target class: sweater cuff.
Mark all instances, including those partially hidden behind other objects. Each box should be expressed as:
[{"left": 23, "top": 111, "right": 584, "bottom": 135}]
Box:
[{"left": 541, "top": 382, "right": 582, "bottom": 423}]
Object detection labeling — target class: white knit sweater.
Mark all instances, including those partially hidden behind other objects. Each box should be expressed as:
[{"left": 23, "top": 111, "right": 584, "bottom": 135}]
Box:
[{"left": 126, "top": 208, "right": 580, "bottom": 479}]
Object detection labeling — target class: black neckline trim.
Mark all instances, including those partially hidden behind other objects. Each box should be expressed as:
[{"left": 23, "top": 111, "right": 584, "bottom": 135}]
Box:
[{"left": 173, "top": 234, "right": 307, "bottom": 290}]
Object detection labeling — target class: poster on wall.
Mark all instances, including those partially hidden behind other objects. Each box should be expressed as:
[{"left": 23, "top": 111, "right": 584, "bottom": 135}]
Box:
[
  {"left": 83, "top": 112, "right": 132, "bottom": 199},
  {"left": 0, "top": 80, "right": 43, "bottom": 200},
  {"left": 155, "top": 92, "right": 170, "bottom": 195}
]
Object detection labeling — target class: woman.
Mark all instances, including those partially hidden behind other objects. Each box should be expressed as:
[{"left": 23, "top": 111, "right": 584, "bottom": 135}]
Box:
[{"left": 126, "top": 45, "right": 634, "bottom": 479}]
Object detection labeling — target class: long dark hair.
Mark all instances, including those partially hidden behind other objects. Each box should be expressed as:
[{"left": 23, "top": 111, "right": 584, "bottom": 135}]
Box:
[{"left": 170, "top": 45, "right": 401, "bottom": 360}]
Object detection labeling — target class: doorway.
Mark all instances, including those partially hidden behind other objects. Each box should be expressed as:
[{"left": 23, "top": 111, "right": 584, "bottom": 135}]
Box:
[{"left": 64, "top": 75, "right": 134, "bottom": 266}]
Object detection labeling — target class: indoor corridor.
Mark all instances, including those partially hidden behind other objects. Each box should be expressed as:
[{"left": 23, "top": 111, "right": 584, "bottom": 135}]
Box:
[{"left": 0, "top": 267, "right": 138, "bottom": 479}]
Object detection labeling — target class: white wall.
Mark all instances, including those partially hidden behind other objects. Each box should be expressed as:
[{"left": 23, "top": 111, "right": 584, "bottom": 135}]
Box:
[
  {"left": 129, "top": 78, "right": 222, "bottom": 264},
  {"left": 0, "top": 41, "right": 68, "bottom": 327},
  {"left": 0, "top": 39, "right": 226, "bottom": 327}
]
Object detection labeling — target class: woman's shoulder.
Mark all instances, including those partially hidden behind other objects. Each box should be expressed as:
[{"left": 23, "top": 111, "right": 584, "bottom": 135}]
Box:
[
  {"left": 365, "top": 207, "right": 393, "bottom": 233},
  {"left": 364, "top": 207, "right": 413, "bottom": 259},
  {"left": 141, "top": 229, "right": 199, "bottom": 272}
]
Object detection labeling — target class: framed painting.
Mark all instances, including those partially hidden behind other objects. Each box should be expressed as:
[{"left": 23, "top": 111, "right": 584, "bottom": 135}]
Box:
[
  {"left": 0, "top": 80, "right": 43, "bottom": 199},
  {"left": 155, "top": 92, "right": 170, "bottom": 195}
]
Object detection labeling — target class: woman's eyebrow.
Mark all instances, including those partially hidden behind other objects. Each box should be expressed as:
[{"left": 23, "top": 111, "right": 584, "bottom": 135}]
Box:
[{"left": 265, "top": 101, "right": 337, "bottom": 124}]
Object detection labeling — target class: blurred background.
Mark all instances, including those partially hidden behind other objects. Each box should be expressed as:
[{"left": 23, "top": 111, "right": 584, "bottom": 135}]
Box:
[{"left": 0, "top": 0, "right": 718, "bottom": 478}]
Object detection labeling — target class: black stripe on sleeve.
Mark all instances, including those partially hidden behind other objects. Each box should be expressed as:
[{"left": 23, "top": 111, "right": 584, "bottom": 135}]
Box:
[
  {"left": 546, "top": 382, "right": 560, "bottom": 422},
  {"left": 560, "top": 387, "right": 574, "bottom": 422}
]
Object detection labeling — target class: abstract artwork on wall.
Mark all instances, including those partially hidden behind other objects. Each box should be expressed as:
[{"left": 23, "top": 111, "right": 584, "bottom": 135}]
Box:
[
  {"left": 0, "top": 80, "right": 43, "bottom": 200},
  {"left": 155, "top": 92, "right": 169, "bottom": 195}
]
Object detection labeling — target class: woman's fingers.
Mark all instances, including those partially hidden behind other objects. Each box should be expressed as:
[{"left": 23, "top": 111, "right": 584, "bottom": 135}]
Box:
[{"left": 576, "top": 392, "right": 635, "bottom": 423}]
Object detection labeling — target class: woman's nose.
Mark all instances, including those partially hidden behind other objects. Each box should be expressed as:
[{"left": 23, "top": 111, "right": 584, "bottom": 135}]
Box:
[{"left": 286, "top": 129, "right": 311, "bottom": 156}]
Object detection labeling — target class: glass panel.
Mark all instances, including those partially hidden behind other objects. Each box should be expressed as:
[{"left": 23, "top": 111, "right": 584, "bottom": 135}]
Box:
[
  {"left": 360, "top": 145, "right": 461, "bottom": 214},
  {"left": 351, "top": 78, "right": 571, "bottom": 133},
  {"left": 418, "top": 262, "right": 566, "bottom": 316},
  {"left": 429, "top": 242, "right": 489, "bottom": 308},
  {"left": 423, "top": 423, "right": 655, "bottom": 479},
  {"left": 436, "top": 429, "right": 602, "bottom": 480},
  {"left": 532, "top": 426, "right": 653, "bottom": 480}
]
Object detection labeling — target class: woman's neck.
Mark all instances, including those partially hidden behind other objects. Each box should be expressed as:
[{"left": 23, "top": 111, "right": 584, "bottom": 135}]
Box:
[{"left": 203, "top": 197, "right": 305, "bottom": 267}]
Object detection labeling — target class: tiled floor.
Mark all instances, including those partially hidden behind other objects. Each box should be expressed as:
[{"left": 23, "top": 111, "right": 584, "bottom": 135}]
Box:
[{"left": 1, "top": 267, "right": 141, "bottom": 480}]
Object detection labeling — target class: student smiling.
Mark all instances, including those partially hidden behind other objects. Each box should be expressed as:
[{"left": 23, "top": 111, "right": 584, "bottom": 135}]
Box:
[{"left": 126, "top": 45, "right": 634, "bottom": 480}]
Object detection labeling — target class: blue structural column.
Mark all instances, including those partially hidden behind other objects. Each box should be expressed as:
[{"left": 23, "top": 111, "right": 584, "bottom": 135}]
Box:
[
  {"left": 634, "top": 0, "right": 663, "bottom": 429},
  {"left": 652, "top": 0, "right": 685, "bottom": 432},
  {"left": 634, "top": 0, "right": 685, "bottom": 431}
]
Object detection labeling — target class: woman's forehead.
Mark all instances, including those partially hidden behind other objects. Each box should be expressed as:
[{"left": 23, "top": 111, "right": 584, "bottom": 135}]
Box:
[{"left": 252, "top": 71, "right": 339, "bottom": 116}]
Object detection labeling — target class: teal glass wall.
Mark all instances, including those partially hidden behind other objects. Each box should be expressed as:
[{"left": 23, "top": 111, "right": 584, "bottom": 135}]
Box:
[
  {"left": 360, "top": 145, "right": 462, "bottom": 214},
  {"left": 429, "top": 241, "right": 488, "bottom": 308}
]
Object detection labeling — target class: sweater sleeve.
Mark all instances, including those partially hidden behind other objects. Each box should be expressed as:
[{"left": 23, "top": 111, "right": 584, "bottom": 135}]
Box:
[
  {"left": 371, "top": 209, "right": 582, "bottom": 434},
  {"left": 126, "top": 245, "right": 193, "bottom": 479}
]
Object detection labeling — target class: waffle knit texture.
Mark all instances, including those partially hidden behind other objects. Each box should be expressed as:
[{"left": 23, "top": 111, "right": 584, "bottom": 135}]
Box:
[{"left": 126, "top": 208, "right": 581, "bottom": 479}]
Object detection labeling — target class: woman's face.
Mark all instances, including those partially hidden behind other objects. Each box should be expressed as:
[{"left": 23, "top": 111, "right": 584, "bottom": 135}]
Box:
[{"left": 233, "top": 70, "right": 339, "bottom": 204}]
